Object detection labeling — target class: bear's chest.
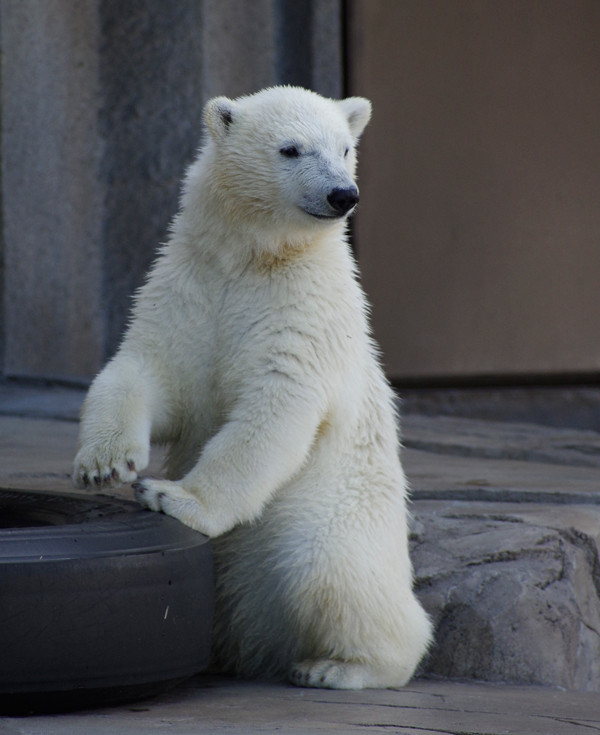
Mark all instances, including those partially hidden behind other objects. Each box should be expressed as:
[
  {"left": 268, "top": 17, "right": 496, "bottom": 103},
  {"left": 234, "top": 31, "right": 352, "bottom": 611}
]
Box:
[{"left": 213, "top": 267, "right": 360, "bottom": 379}]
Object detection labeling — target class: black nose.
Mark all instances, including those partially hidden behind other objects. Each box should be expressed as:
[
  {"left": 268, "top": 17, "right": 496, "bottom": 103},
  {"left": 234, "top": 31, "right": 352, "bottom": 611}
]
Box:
[{"left": 327, "top": 187, "right": 359, "bottom": 216}]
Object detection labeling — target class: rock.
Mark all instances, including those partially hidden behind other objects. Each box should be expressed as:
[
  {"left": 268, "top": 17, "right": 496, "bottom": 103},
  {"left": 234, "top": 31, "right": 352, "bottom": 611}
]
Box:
[
  {"left": 402, "top": 412, "right": 600, "bottom": 690},
  {"left": 411, "top": 501, "right": 600, "bottom": 691}
]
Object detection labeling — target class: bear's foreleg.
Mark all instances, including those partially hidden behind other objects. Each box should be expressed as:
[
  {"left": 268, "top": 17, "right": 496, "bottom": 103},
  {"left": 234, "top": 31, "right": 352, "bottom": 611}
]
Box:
[
  {"left": 135, "top": 378, "right": 325, "bottom": 537},
  {"left": 73, "top": 356, "right": 156, "bottom": 488}
]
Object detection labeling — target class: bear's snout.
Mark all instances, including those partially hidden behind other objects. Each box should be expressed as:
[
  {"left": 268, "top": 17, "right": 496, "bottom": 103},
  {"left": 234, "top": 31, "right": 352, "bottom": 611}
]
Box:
[{"left": 327, "top": 186, "right": 359, "bottom": 216}]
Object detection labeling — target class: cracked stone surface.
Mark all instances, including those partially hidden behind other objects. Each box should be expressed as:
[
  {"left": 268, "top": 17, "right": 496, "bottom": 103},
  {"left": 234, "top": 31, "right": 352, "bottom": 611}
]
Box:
[{"left": 2, "top": 675, "right": 600, "bottom": 735}]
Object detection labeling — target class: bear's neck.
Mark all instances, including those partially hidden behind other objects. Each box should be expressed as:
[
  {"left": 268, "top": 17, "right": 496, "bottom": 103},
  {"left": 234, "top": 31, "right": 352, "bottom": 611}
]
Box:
[{"left": 178, "top": 162, "right": 348, "bottom": 275}]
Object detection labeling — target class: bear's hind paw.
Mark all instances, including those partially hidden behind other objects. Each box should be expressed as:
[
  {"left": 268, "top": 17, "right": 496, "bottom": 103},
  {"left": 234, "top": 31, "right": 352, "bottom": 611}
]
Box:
[{"left": 289, "top": 659, "right": 370, "bottom": 690}]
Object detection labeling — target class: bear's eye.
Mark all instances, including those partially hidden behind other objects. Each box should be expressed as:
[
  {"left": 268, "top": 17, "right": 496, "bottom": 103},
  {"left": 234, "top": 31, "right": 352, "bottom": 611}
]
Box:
[
  {"left": 280, "top": 145, "right": 300, "bottom": 158},
  {"left": 344, "top": 147, "right": 350, "bottom": 158}
]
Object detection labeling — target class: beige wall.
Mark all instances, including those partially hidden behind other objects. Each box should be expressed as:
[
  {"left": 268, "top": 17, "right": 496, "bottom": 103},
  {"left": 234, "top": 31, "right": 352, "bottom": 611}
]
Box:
[{"left": 348, "top": 0, "right": 600, "bottom": 382}]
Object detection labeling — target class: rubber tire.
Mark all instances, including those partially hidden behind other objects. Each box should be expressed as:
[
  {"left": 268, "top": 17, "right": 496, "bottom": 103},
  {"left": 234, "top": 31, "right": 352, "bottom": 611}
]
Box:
[{"left": 0, "top": 488, "right": 213, "bottom": 714}]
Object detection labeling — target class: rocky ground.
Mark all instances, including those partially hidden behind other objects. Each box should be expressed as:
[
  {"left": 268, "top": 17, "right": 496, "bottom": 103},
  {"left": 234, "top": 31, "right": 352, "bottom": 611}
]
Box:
[{"left": 1, "top": 382, "right": 600, "bottom": 732}]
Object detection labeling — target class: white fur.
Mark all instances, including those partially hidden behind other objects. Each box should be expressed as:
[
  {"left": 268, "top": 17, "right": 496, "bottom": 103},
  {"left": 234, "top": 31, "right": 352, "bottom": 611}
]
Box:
[{"left": 73, "top": 86, "right": 432, "bottom": 688}]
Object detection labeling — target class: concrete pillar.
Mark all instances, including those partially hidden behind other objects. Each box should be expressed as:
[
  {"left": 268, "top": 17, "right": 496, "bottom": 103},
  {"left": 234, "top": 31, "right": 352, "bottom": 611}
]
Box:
[
  {"left": 0, "top": 0, "right": 343, "bottom": 382},
  {"left": 1, "top": 0, "right": 104, "bottom": 380},
  {"left": 98, "top": 0, "right": 206, "bottom": 358}
]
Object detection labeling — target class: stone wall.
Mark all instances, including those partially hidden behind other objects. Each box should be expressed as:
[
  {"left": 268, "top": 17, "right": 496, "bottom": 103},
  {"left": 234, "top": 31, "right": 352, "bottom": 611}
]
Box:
[{"left": 0, "top": 0, "right": 343, "bottom": 382}]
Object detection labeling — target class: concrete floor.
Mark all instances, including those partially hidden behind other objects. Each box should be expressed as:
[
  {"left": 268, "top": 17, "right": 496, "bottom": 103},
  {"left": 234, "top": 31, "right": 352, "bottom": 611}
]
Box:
[
  {"left": 2, "top": 675, "right": 600, "bottom": 735},
  {"left": 1, "top": 383, "right": 600, "bottom": 733}
]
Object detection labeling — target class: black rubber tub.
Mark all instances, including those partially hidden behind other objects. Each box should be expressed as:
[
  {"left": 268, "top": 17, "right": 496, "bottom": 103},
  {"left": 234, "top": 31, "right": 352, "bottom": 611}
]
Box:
[{"left": 0, "top": 488, "right": 213, "bottom": 714}]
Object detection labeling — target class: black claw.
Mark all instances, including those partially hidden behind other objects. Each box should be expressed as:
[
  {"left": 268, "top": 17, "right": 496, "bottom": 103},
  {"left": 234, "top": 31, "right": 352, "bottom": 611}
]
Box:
[
  {"left": 82, "top": 474, "right": 89, "bottom": 488},
  {"left": 111, "top": 468, "right": 119, "bottom": 481},
  {"left": 132, "top": 482, "right": 144, "bottom": 494},
  {"left": 93, "top": 475, "right": 101, "bottom": 487},
  {"left": 127, "top": 460, "right": 136, "bottom": 472}
]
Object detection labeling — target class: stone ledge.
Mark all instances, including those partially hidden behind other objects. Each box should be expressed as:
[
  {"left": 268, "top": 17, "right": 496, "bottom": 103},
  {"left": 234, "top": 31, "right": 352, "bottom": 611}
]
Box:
[
  {"left": 0, "top": 381, "right": 85, "bottom": 423},
  {"left": 402, "top": 385, "right": 600, "bottom": 432},
  {"left": 403, "top": 414, "right": 600, "bottom": 503}
]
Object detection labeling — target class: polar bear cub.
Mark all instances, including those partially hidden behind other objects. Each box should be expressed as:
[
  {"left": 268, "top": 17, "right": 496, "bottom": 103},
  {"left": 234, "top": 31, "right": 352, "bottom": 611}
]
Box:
[{"left": 73, "top": 86, "right": 432, "bottom": 689}]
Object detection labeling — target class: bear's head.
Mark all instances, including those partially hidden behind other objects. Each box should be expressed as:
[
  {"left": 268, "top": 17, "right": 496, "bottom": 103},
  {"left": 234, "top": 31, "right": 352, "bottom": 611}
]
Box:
[{"left": 200, "top": 86, "right": 371, "bottom": 245}]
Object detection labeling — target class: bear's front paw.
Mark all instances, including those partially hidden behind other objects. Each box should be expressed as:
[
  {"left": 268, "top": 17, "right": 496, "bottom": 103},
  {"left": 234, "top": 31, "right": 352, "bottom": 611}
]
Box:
[
  {"left": 133, "top": 479, "right": 218, "bottom": 536},
  {"left": 73, "top": 441, "right": 149, "bottom": 490}
]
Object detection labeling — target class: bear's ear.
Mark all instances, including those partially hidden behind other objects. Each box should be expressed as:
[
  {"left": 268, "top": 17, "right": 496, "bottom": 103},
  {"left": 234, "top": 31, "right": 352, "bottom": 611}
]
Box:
[
  {"left": 204, "top": 96, "right": 238, "bottom": 141},
  {"left": 337, "top": 97, "right": 372, "bottom": 140}
]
